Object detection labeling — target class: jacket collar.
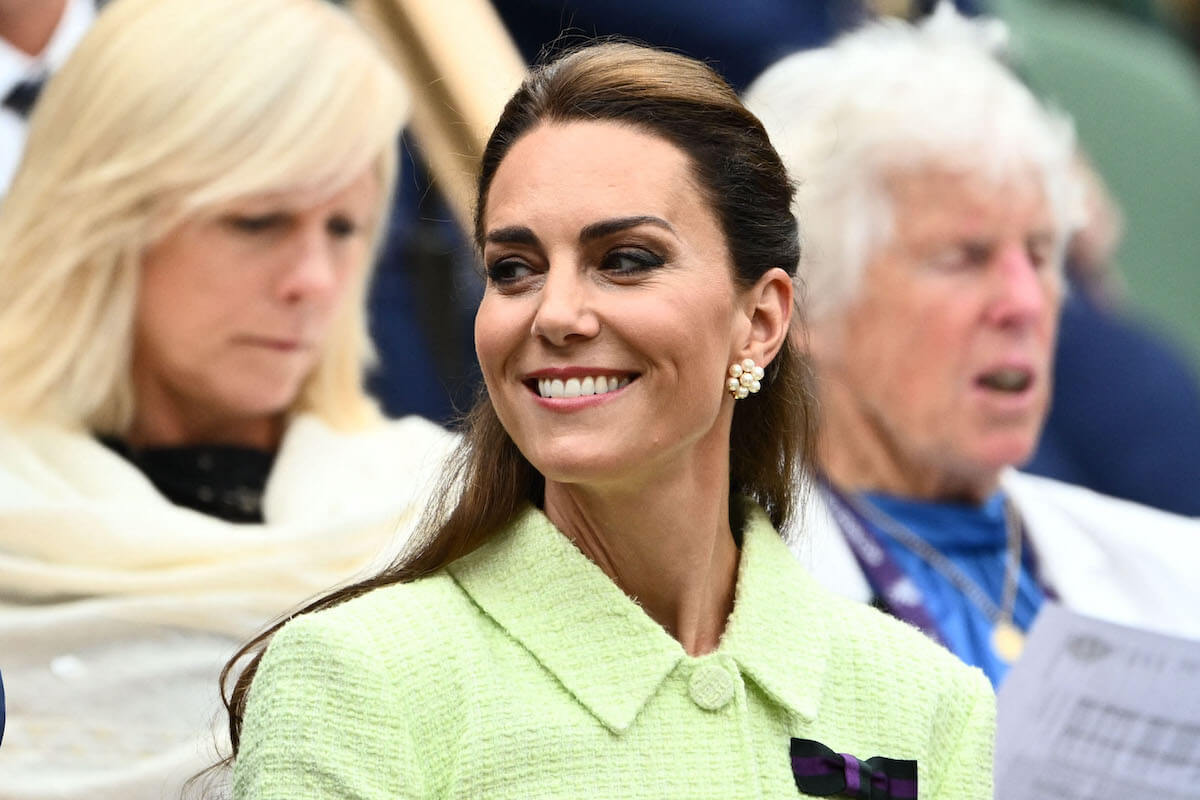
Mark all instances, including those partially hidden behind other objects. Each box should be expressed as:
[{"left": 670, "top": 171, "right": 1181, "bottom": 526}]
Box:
[{"left": 447, "top": 501, "right": 829, "bottom": 734}]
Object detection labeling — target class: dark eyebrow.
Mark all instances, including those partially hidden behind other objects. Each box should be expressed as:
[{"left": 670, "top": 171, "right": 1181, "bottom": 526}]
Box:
[
  {"left": 484, "top": 225, "right": 540, "bottom": 246},
  {"left": 580, "top": 216, "right": 676, "bottom": 243}
]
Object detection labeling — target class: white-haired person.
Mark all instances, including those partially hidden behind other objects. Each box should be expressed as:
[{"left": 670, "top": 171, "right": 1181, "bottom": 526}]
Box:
[
  {"left": 744, "top": 6, "right": 1200, "bottom": 689},
  {"left": 0, "top": 0, "right": 454, "bottom": 796}
]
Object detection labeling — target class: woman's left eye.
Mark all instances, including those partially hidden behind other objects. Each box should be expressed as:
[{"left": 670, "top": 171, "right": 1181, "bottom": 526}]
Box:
[{"left": 600, "top": 248, "right": 664, "bottom": 275}]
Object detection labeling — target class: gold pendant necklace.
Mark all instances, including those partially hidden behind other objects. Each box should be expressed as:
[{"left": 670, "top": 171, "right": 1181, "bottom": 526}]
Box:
[
  {"left": 991, "top": 620, "right": 1025, "bottom": 663},
  {"left": 990, "top": 500, "right": 1025, "bottom": 664}
]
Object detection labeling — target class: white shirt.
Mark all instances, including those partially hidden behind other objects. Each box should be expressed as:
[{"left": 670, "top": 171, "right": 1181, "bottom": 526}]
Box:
[
  {"left": 0, "top": 0, "right": 96, "bottom": 194},
  {"left": 788, "top": 470, "right": 1200, "bottom": 641}
]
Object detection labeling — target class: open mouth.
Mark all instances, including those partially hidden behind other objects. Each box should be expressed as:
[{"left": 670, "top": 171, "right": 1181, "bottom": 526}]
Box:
[
  {"left": 976, "top": 368, "right": 1033, "bottom": 393},
  {"left": 528, "top": 374, "right": 635, "bottom": 399}
]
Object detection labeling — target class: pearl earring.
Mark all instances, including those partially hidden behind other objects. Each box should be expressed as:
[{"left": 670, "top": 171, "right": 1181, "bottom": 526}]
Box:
[{"left": 726, "top": 358, "right": 764, "bottom": 399}]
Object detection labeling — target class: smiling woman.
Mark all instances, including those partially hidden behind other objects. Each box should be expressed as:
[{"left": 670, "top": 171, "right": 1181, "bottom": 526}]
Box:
[
  {"left": 0, "top": 0, "right": 455, "bottom": 796},
  {"left": 227, "top": 41, "right": 995, "bottom": 800},
  {"left": 477, "top": 121, "right": 769, "bottom": 496}
]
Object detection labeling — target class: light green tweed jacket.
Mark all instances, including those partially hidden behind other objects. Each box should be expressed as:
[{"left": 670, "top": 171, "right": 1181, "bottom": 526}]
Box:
[{"left": 235, "top": 503, "right": 994, "bottom": 799}]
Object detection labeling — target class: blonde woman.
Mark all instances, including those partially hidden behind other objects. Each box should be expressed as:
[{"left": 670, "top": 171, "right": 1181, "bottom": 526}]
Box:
[{"left": 0, "top": 0, "right": 454, "bottom": 796}]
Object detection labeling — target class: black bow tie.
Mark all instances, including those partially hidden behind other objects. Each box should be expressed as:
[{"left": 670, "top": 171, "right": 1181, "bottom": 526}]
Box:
[
  {"left": 3, "top": 74, "right": 47, "bottom": 118},
  {"left": 791, "top": 738, "right": 918, "bottom": 799}
]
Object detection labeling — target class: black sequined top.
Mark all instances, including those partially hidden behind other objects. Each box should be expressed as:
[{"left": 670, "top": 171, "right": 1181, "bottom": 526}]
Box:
[{"left": 100, "top": 438, "right": 276, "bottom": 524}]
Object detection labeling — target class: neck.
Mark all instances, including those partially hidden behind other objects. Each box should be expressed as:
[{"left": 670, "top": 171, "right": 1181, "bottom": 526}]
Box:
[
  {"left": 543, "top": 446, "right": 739, "bottom": 657},
  {"left": 127, "top": 377, "right": 283, "bottom": 451},
  {"left": 0, "top": 0, "right": 68, "bottom": 57},
  {"left": 126, "top": 409, "right": 282, "bottom": 451},
  {"left": 818, "top": 378, "right": 998, "bottom": 505}
]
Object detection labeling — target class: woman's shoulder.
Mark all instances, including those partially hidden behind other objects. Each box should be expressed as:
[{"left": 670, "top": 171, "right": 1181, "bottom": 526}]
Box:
[
  {"left": 237, "top": 573, "right": 478, "bottom": 798},
  {"left": 270, "top": 570, "right": 478, "bottom": 662},
  {"left": 820, "top": 582, "right": 991, "bottom": 700},
  {"left": 247, "top": 572, "right": 484, "bottom": 749}
]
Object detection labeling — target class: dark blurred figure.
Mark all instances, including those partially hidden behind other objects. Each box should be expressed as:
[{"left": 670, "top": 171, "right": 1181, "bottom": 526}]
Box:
[
  {"left": 1026, "top": 158, "right": 1200, "bottom": 515},
  {"left": 367, "top": 145, "right": 481, "bottom": 424},
  {"left": 492, "top": 0, "right": 989, "bottom": 91},
  {"left": 1029, "top": 287, "right": 1200, "bottom": 515}
]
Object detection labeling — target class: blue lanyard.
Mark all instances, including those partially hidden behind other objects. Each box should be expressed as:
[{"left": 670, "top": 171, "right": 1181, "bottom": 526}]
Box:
[
  {"left": 819, "top": 479, "right": 1058, "bottom": 648},
  {"left": 819, "top": 481, "right": 949, "bottom": 646}
]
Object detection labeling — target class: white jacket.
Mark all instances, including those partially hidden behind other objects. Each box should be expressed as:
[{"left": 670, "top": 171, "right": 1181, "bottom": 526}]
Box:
[
  {"left": 788, "top": 470, "right": 1200, "bottom": 641},
  {"left": 0, "top": 414, "right": 457, "bottom": 799}
]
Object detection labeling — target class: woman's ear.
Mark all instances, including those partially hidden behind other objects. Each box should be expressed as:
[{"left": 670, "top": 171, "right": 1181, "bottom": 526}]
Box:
[{"left": 740, "top": 267, "right": 794, "bottom": 366}]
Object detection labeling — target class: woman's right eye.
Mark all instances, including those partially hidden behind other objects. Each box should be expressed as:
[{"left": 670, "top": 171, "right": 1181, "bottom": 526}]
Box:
[
  {"left": 486, "top": 257, "right": 536, "bottom": 286},
  {"left": 225, "top": 213, "right": 286, "bottom": 234}
]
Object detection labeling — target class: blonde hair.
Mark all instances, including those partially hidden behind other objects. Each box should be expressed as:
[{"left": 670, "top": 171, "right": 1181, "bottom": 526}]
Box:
[{"left": 0, "top": 0, "right": 409, "bottom": 434}]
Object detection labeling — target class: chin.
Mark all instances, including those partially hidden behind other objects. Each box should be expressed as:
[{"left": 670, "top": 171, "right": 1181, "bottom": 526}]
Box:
[
  {"left": 219, "top": 383, "right": 304, "bottom": 420},
  {"left": 970, "top": 435, "right": 1039, "bottom": 476},
  {"left": 523, "top": 443, "right": 637, "bottom": 487}
]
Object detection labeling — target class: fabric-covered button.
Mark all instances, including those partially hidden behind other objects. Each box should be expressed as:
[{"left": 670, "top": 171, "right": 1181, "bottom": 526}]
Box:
[{"left": 688, "top": 661, "right": 735, "bottom": 711}]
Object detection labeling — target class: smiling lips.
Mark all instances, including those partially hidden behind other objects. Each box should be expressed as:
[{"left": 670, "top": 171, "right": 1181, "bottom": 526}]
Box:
[{"left": 535, "top": 375, "right": 632, "bottom": 399}]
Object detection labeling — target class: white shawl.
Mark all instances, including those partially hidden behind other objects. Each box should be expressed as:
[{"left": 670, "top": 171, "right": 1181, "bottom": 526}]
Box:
[{"left": 0, "top": 413, "right": 457, "bottom": 799}]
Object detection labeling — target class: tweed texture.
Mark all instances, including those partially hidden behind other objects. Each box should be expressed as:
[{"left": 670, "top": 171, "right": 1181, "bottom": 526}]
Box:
[{"left": 235, "top": 503, "right": 995, "bottom": 799}]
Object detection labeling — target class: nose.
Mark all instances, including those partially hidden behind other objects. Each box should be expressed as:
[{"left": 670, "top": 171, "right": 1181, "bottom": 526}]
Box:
[
  {"left": 530, "top": 263, "right": 600, "bottom": 346},
  {"left": 985, "top": 242, "right": 1056, "bottom": 329},
  {"left": 277, "top": 230, "right": 339, "bottom": 305}
]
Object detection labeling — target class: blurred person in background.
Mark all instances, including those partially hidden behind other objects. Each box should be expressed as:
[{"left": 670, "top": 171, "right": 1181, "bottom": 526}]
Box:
[
  {"left": 745, "top": 5, "right": 1200, "bottom": 689},
  {"left": 227, "top": 41, "right": 994, "bottom": 800},
  {"left": 0, "top": 0, "right": 453, "bottom": 796},
  {"left": 0, "top": 0, "right": 98, "bottom": 194}
]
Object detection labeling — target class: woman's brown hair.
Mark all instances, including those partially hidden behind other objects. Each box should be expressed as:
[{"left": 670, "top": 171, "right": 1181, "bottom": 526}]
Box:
[{"left": 221, "top": 40, "right": 816, "bottom": 757}]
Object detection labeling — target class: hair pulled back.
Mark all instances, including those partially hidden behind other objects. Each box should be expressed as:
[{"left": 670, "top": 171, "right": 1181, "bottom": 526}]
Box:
[{"left": 223, "top": 41, "right": 815, "bottom": 757}]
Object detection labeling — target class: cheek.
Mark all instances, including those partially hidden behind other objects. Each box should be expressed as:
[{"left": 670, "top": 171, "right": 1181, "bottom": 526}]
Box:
[
  {"left": 473, "top": 295, "right": 524, "bottom": 385},
  {"left": 658, "top": 299, "right": 739, "bottom": 415},
  {"left": 1041, "top": 278, "right": 1063, "bottom": 336},
  {"left": 319, "top": 261, "right": 366, "bottom": 327},
  {"left": 836, "top": 298, "right": 953, "bottom": 404},
  {"left": 136, "top": 264, "right": 214, "bottom": 355}
]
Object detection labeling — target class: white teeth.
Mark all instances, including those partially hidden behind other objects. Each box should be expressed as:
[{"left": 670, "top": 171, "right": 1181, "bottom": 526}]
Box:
[{"left": 536, "top": 375, "right": 631, "bottom": 398}]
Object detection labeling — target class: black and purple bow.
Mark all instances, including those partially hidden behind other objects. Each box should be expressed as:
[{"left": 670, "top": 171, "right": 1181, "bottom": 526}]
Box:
[{"left": 790, "top": 738, "right": 917, "bottom": 799}]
